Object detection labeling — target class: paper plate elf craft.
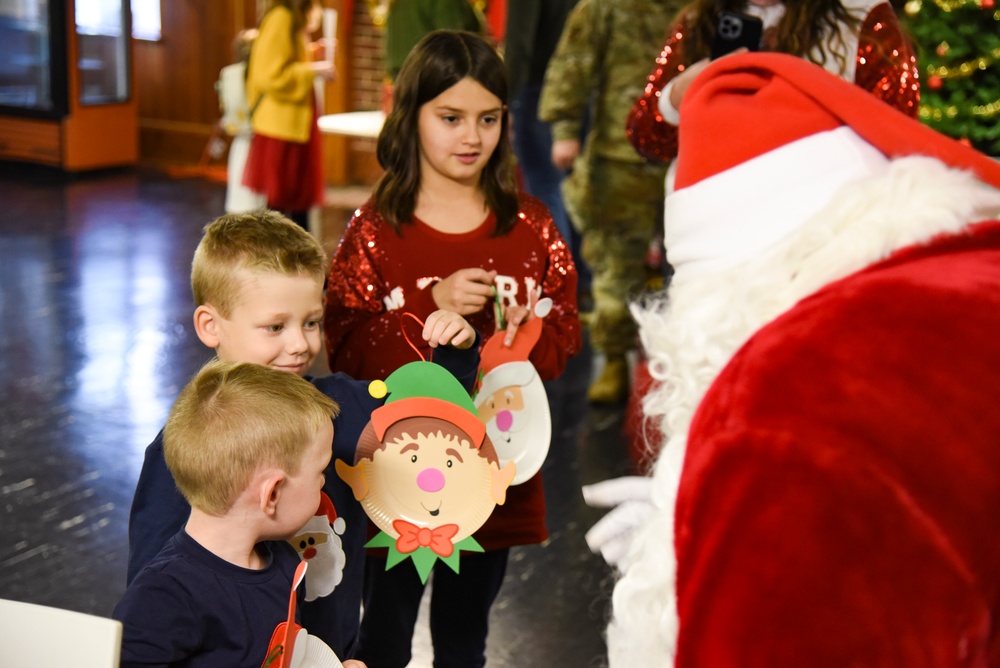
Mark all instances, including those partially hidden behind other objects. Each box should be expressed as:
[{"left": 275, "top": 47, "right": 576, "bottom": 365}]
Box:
[
  {"left": 336, "top": 361, "right": 516, "bottom": 583},
  {"left": 287, "top": 492, "right": 347, "bottom": 602},
  {"left": 261, "top": 561, "right": 343, "bottom": 668},
  {"left": 474, "top": 298, "right": 553, "bottom": 485}
]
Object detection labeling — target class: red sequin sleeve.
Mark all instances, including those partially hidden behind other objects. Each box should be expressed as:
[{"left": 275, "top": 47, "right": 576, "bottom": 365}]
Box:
[
  {"left": 518, "top": 196, "right": 583, "bottom": 381},
  {"left": 323, "top": 206, "right": 395, "bottom": 376},
  {"left": 854, "top": 2, "right": 920, "bottom": 118},
  {"left": 625, "top": 20, "right": 689, "bottom": 164}
]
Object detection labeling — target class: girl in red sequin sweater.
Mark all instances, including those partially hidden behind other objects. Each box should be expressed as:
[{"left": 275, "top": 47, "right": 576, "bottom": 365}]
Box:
[
  {"left": 323, "top": 30, "right": 581, "bottom": 668},
  {"left": 626, "top": 0, "right": 921, "bottom": 163}
]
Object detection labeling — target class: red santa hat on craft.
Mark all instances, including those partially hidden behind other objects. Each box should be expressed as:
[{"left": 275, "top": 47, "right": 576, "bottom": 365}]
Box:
[
  {"left": 310, "top": 491, "right": 345, "bottom": 537},
  {"left": 664, "top": 52, "right": 1000, "bottom": 278},
  {"left": 474, "top": 305, "right": 546, "bottom": 402}
]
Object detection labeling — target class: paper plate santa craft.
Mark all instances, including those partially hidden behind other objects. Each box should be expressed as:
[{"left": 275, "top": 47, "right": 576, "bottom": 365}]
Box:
[
  {"left": 262, "top": 561, "right": 343, "bottom": 668},
  {"left": 474, "top": 298, "right": 553, "bottom": 485},
  {"left": 336, "top": 361, "right": 516, "bottom": 583},
  {"left": 287, "top": 492, "right": 346, "bottom": 602}
]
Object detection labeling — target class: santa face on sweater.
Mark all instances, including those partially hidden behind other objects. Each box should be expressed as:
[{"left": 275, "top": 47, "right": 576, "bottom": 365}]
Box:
[{"left": 289, "top": 513, "right": 347, "bottom": 602}]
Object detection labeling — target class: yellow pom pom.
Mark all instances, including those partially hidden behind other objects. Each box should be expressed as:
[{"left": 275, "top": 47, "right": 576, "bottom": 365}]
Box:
[{"left": 369, "top": 379, "right": 388, "bottom": 399}]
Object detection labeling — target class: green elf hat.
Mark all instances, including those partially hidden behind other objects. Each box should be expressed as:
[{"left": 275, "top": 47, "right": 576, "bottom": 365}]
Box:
[{"left": 368, "top": 361, "right": 486, "bottom": 447}]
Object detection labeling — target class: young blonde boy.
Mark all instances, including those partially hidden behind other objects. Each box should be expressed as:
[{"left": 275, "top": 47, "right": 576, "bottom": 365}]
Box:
[
  {"left": 126, "top": 210, "right": 480, "bottom": 660},
  {"left": 114, "top": 360, "right": 366, "bottom": 667}
]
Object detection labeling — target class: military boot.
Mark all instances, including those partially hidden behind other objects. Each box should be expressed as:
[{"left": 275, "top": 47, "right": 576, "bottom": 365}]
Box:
[{"left": 588, "top": 355, "right": 629, "bottom": 404}]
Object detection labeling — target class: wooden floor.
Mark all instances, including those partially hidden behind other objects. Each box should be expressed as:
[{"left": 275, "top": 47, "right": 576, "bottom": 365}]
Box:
[{"left": 0, "top": 163, "right": 634, "bottom": 667}]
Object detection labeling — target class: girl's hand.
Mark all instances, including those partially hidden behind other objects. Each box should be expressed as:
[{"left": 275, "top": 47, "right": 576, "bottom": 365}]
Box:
[
  {"left": 431, "top": 268, "right": 497, "bottom": 315},
  {"left": 423, "top": 310, "right": 476, "bottom": 350},
  {"left": 551, "top": 138, "right": 580, "bottom": 171},
  {"left": 310, "top": 60, "right": 336, "bottom": 81},
  {"left": 499, "top": 304, "right": 530, "bottom": 347},
  {"left": 668, "top": 49, "right": 746, "bottom": 110},
  {"left": 342, "top": 661, "right": 368, "bottom": 668}
]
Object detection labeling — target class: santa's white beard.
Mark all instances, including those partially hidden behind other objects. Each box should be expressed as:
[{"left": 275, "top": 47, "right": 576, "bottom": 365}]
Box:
[
  {"left": 605, "top": 158, "right": 1000, "bottom": 666},
  {"left": 304, "top": 540, "right": 346, "bottom": 602}
]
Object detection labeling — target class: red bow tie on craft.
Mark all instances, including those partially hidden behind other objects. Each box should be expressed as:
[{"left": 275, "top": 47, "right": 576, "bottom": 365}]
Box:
[{"left": 392, "top": 520, "right": 458, "bottom": 557}]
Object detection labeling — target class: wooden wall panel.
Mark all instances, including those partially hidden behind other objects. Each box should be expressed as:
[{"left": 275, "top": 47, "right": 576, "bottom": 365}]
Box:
[
  {"left": 135, "top": 0, "right": 257, "bottom": 166},
  {"left": 135, "top": 0, "right": 374, "bottom": 188}
]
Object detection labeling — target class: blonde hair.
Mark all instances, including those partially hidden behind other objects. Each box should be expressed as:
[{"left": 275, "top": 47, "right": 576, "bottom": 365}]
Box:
[
  {"left": 191, "top": 209, "right": 328, "bottom": 317},
  {"left": 164, "top": 359, "right": 339, "bottom": 515}
]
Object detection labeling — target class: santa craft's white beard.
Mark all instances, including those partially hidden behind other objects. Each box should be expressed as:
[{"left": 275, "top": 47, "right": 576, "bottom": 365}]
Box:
[
  {"left": 605, "top": 158, "right": 1000, "bottom": 666},
  {"left": 304, "top": 538, "right": 346, "bottom": 602}
]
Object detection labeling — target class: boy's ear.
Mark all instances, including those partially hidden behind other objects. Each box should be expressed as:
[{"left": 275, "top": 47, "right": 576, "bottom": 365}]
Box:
[
  {"left": 260, "top": 471, "right": 285, "bottom": 516},
  {"left": 193, "top": 304, "right": 221, "bottom": 348}
]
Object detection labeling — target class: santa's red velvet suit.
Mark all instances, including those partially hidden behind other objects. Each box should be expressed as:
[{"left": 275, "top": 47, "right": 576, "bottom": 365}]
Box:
[{"left": 601, "top": 53, "right": 1000, "bottom": 666}]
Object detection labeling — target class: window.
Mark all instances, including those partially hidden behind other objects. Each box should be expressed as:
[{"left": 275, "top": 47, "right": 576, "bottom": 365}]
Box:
[
  {"left": 130, "top": 0, "right": 160, "bottom": 41},
  {"left": 75, "top": 0, "right": 129, "bottom": 104}
]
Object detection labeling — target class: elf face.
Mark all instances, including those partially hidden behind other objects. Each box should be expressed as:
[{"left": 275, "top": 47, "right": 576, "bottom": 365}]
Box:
[{"left": 337, "top": 416, "right": 515, "bottom": 542}]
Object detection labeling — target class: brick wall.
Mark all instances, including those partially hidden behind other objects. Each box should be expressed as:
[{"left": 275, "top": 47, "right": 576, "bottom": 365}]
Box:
[{"left": 350, "top": 2, "right": 384, "bottom": 111}]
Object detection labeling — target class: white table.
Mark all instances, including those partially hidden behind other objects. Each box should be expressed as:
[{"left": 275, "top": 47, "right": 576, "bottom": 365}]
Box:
[{"left": 317, "top": 110, "right": 385, "bottom": 139}]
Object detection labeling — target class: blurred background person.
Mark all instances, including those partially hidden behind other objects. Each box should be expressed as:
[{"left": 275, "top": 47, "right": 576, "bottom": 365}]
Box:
[
  {"left": 243, "top": 0, "right": 335, "bottom": 230},
  {"left": 505, "top": 0, "right": 590, "bottom": 309},
  {"left": 381, "top": 0, "right": 485, "bottom": 112},
  {"left": 626, "top": 0, "right": 920, "bottom": 166},
  {"left": 540, "top": 0, "right": 685, "bottom": 405},
  {"left": 217, "top": 28, "right": 267, "bottom": 214}
]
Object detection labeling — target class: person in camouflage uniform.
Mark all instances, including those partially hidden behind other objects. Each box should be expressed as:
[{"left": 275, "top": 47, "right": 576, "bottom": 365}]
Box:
[
  {"left": 384, "top": 0, "right": 484, "bottom": 82},
  {"left": 540, "top": 0, "right": 683, "bottom": 403}
]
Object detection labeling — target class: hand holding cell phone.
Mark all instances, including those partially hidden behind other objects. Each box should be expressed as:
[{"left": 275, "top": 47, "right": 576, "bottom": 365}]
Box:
[{"left": 711, "top": 11, "right": 763, "bottom": 59}]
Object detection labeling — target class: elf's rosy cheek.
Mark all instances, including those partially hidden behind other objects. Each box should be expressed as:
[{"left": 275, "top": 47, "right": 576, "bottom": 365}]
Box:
[{"left": 417, "top": 467, "right": 445, "bottom": 492}]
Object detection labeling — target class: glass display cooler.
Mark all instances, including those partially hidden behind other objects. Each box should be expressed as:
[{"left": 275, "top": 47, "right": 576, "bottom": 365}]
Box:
[{"left": 0, "top": 0, "right": 138, "bottom": 170}]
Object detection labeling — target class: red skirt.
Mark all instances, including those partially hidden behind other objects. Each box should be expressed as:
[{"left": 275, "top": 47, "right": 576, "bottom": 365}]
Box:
[{"left": 243, "top": 103, "right": 323, "bottom": 212}]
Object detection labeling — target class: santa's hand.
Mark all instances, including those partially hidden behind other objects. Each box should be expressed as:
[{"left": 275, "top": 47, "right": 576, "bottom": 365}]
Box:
[{"left": 581, "top": 476, "right": 655, "bottom": 570}]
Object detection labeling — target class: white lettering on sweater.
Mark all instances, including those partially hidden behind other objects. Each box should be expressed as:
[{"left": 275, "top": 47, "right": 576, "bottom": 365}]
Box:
[
  {"left": 383, "top": 275, "right": 540, "bottom": 312},
  {"left": 383, "top": 286, "right": 405, "bottom": 311}
]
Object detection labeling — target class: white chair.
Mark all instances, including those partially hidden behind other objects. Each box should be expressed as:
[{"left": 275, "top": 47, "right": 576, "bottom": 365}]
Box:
[{"left": 0, "top": 597, "right": 122, "bottom": 667}]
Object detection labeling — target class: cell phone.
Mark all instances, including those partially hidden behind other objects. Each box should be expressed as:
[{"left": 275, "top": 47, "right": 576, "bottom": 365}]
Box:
[{"left": 710, "top": 11, "right": 763, "bottom": 59}]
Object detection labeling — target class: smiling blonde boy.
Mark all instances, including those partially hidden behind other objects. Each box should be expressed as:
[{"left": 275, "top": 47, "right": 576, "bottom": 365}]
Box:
[{"left": 126, "top": 210, "right": 480, "bottom": 660}]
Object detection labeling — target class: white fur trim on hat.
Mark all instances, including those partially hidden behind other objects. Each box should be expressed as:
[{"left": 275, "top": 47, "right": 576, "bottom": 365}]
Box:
[
  {"left": 476, "top": 361, "right": 538, "bottom": 403},
  {"left": 665, "top": 126, "right": 889, "bottom": 280}
]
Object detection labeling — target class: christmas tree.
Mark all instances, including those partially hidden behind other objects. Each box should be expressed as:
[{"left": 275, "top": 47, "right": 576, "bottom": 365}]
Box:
[{"left": 901, "top": 0, "right": 1000, "bottom": 155}]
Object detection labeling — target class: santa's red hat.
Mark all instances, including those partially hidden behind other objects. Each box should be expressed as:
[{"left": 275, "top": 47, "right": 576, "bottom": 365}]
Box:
[
  {"left": 311, "top": 491, "right": 345, "bottom": 536},
  {"left": 665, "top": 52, "right": 1000, "bottom": 276},
  {"left": 474, "top": 317, "right": 543, "bottom": 401}
]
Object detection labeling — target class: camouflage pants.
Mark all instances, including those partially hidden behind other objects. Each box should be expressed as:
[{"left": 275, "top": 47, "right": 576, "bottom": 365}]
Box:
[{"left": 563, "top": 156, "right": 666, "bottom": 356}]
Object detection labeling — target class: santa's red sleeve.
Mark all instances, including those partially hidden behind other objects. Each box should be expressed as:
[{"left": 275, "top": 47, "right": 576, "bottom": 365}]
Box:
[{"left": 673, "top": 227, "right": 1000, "bottom": 666}]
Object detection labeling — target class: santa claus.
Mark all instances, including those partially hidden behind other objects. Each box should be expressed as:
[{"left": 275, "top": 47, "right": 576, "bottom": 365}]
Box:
[{"left": 587, "top": 52, "right": 1000, "bottom": 666}]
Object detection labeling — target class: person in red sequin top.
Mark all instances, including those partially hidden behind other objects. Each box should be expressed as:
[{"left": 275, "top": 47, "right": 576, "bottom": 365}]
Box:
[
  {"left": 626, "top": 0, "right": 921, "bottom": 164},
  {"left": 323, "top": 30, "right": 581, "bottom": 668}
]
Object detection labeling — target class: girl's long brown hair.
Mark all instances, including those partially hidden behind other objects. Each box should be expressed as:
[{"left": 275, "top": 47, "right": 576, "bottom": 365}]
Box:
[
  {"left": 683, "top": 0, "right": 862, "bottom": 72},
  {"left": 373, "top": 30, "right": 519, "bottom": 236}
]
